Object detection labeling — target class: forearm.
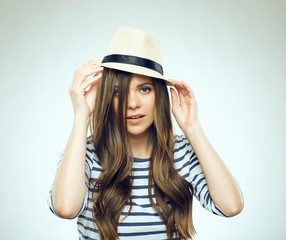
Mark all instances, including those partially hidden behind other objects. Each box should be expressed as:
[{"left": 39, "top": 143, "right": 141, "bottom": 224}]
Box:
[
  {"left": 52, "top": 116, "right": 90, "bottom": 218},
  {"left": 185, "top": 122, "right": 244, "bottom": 216}
]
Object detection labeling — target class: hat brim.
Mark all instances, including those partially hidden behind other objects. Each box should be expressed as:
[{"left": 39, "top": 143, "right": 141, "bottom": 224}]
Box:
[{"left": 87, "top": 58, "right": 173, "bottom": 86}]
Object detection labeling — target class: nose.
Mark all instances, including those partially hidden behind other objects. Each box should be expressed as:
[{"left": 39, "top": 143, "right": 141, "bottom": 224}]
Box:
[{"left": 127, "top": 91, "right": 141, "bottom": 109}]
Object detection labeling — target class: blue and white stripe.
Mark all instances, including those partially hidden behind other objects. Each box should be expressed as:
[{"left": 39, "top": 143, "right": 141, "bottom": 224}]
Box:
[{"left": 48, "top": 135, "right": 229, "bottom": 240}]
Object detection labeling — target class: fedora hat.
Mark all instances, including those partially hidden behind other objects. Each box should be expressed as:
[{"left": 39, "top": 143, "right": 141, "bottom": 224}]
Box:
[{"left": 88, "top": 27, "right": 173, "bottom": 86}]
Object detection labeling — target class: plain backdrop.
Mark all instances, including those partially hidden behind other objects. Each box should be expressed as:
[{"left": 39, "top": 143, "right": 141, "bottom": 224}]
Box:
[{"left": 1, "top": 0, "right": 285, "bottom": 239}]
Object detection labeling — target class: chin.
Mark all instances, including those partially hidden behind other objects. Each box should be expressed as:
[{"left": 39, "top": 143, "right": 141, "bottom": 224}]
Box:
[{"left": 127, "top": 126, "right": 152, "bottom": 137}]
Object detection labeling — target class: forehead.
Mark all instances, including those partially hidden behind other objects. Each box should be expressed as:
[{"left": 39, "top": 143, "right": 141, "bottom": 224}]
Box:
[
  {"left": 131, "top": 74, "right": 152, "bottom": 83},
  {"left": 115, "top": 73, "right": 153, "bottom": 85}
]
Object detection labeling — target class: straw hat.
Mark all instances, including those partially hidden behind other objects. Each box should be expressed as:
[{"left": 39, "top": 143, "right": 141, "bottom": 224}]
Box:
[{"left": 88, "top": 27, "right": 173, "bottom": 86}]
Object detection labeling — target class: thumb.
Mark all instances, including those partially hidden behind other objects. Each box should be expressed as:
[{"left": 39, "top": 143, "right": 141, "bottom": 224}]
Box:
[{"left": 170, "top": 87, "right": 179, "bottom": 109}]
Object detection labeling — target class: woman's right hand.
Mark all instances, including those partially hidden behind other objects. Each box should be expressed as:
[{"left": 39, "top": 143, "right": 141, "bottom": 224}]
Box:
[{"left": 68, "top": 63, "right": 104, "bottom": 121}]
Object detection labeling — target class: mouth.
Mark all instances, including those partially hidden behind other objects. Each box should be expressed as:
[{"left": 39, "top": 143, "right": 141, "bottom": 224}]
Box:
[{"left": 127, "top": 114, "right": 145, "bottom": 119}]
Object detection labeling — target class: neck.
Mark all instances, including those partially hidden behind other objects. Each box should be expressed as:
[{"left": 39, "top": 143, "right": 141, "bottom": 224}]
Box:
[{"left": 128, "top": 129, "right": 153, "bottom": 159}]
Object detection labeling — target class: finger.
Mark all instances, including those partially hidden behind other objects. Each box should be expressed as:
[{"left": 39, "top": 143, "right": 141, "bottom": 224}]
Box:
[
  {"left": 169, "top": 79, "right": 180, "bottom": 86},
  {"left": 178, "top": 88, "right": 186, "bottom": 105},
  {"left": 81, "top": 65, "right": 103, "bottom": 79},
  {"left": 82, "top": 62, "right": 102, "bottom": 69},
  {"left": 86, "top": 79, "right": 98, "bottom": 95},
  {"left": 173, "top": 80, "right": 186, "bottom": 95},
  {"left": 176, "top": 81, "right": 195, "bottom": 106},
  {"left": 80, "top": 73, "right": 102, "bottom": 90},
  {"left": 74, "top": 63, "right": 101, "bottom": 77},
  {"left": 74, "top": 66, "right": 104, "bottom": 86},
  {"left": 169, "top": 81, "right": 186, "bottom": 105},
  {"left": 74, "top": 63, "right": 102, "bottom": 76},
  {"left": 178, "top": 83, "right": 189, "bottom": 100},
  {"left": 169, "top": 79, "right": 183, "bottom": 93},
  {"left": 170, "top": 87, "right": 179, "bottom": 108},
  {"left": 170, "top": 80, "right": 182, "bottom": 91},
  {"left": 181, "top": 80, "right": 196, "bottom": 100}
]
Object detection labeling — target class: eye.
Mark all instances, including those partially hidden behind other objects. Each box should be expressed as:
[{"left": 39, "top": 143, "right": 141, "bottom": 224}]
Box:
[
  {"left": 113, "top": 89, "right": 119, "bottom": 96},
  {"left": 140, "top": 87, "right": 151, "bottom": 94}
]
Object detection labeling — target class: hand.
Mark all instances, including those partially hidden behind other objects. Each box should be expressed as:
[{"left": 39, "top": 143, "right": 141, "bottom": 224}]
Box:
[
  {"left": 68, "top": 63, "right": 104, "bottom": 120},
  {"left": 169, "top": 79, "right": 199, "bottom": 133}
]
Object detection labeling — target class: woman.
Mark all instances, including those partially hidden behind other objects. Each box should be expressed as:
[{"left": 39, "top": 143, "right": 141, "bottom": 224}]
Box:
[{"left": 48, "top": 27, "right": 244, "bottom": 240}]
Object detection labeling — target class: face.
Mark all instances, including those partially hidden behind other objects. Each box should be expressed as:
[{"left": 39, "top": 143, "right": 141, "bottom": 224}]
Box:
[{"left": 113, "top": 74, "right": 155, "bottom": 138}]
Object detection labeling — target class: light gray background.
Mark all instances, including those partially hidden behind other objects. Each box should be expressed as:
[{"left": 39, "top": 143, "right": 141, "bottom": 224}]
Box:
[{"left": 1, "top": 0, "right": 285, "bottom": 239}]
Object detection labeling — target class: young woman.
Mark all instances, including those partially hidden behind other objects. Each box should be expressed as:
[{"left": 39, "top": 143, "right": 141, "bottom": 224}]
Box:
[{"left": 48, "top": 27, "right": 244, "bottom": 240}]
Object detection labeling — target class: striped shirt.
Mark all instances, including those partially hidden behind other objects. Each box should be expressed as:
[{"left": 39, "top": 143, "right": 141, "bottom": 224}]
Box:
[{"left": 48, "top": 135, "right": 229, "bottom": 239}]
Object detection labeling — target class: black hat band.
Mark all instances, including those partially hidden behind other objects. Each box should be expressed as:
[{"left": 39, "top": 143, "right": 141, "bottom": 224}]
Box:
[{"left": 102, "top": 54, "right": 164, "bottom": 75}]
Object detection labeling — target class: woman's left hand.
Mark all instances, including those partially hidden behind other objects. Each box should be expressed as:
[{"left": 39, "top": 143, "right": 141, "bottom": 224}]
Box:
[{"left": 169, "top": 79, "right": 200, "bottom": 133}]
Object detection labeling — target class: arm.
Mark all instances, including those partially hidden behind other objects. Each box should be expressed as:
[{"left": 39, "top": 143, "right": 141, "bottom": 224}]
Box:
[
  {"left": 170, "top": 79, "right": 244, "bottom": 216},
  {"left": 51, "top": 117, "right": 90, "bottom": 218},
  {"left": 174, "top": 135, "right": 229, "bottom": 217},
  {"left": 185, "top": 124, "right": 243, "bottom": 216},
  {"left": 50, "top": 63, "right": 103, "bottom": 218}
]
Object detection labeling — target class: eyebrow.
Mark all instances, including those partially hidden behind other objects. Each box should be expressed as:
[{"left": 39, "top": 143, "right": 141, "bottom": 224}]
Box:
[
  {"left": 114, "top": 82, "right": 153, "bottom": 88},
  {"left": 137, "top": 82, "right": 153, "bottom": 87}
]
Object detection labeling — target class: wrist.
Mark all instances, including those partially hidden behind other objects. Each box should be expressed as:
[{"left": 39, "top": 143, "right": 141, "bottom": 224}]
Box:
[
  {"left": 184, "top": 121, "right": 202, "bottom": 138},
  {"left": 74, "top": 114, "right": 90, "bottom": 126}
]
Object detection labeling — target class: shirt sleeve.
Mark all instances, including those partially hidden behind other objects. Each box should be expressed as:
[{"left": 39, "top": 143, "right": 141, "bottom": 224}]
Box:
[
  {"left": 174, "top": 135, "right": 231, "bottom": 218},
  {"left": 47, "top": 136, "right": 93, "bottom": 219}
]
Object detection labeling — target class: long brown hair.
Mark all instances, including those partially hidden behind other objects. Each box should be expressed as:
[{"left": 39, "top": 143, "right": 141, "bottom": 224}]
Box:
[{"left": 89, "top": 68, "right": 196, "bottom": 239}]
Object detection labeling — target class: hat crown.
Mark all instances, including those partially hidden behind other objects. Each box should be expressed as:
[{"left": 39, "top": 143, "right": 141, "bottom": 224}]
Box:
[
  {"left": 87, "top": 27, "right": 174, "bottom": 86},
  {"left": 105, "top": 27, "right": 162, "bottom": 64}
]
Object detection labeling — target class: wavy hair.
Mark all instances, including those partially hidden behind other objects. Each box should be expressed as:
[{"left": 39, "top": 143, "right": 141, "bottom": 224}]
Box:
[{"left": 89, "top": 68, "right": 196, "bottom": 239}]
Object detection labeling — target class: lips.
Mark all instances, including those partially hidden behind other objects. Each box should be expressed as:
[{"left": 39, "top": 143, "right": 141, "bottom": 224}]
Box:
[{"left": 127, "top": 114, "right": 145, "bottom": 119}]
